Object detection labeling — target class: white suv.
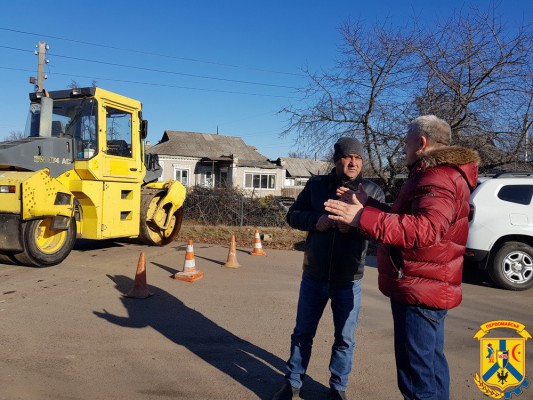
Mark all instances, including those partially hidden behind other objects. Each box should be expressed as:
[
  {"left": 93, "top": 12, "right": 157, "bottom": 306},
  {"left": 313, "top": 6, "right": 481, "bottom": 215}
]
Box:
[{"left": 465, "top": 172, "right": 533, "bottom": 290}]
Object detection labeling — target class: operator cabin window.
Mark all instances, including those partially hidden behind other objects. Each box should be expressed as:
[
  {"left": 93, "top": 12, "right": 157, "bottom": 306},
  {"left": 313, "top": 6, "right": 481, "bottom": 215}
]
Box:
[
  {"left": 106, "top": 107, "right": 132, "bottom": 158},
  {"left": 244, "top": 173, "right": 276, "bottom": 189},
  {"left": 45, "top": 98, "right": 97, "bottom": 159},
  {"left": 174, "top": 168, "right": 189, "bottom": 186}
]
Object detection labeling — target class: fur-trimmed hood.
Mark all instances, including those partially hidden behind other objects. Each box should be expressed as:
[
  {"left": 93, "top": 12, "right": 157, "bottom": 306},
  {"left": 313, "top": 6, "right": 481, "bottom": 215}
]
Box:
[
  {"left": 420, "top": 145, "right": 480, "bottom": 168},
  {"left": 416, "top": 145, "right": 480, "bottom": 189}
]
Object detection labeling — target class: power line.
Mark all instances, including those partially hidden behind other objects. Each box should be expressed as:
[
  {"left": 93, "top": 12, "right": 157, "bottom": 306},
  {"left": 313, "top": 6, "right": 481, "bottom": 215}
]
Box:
[
  {"left": 0, "top": 45, "right": 32, "bottom": 53},
  {"left": 0, "top": 26, "right": 306, "bottom": 78},
  {"left": 0, "top": 45, "right": 300, "bottom": 90},
  {"left": 0, "top": 66, "right": 298, "bottom": 98},
  {"left": 51, "top": 52, "right": 300, "bottom": 89}
]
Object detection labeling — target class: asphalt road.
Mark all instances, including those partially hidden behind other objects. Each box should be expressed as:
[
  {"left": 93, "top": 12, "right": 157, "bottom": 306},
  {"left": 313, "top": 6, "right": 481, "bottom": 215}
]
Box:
[{"left": 1, "top": 239, "right": 532, "bottom": 400}]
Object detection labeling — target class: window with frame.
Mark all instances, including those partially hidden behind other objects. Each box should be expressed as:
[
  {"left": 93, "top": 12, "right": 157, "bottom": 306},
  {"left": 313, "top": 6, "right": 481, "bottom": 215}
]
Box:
[
  {"left": 498, "top": 185, "right": 533, "bottom": 205},
  {"left": 295, "top": 178, "right": 308, "bottom": 186},
  {"left": 106, "top": 107, "right": 132, "bottom": 158},
  {"left": 174, "top": 168, "right": 189, "bottom": 186},
  {"left": 200, "top": 171, "right": 213, "bottom": 187},
  {"left": 244, "top": 172, "right": 276, "bottom": 189},
  {"left": 34, "top": 98, "right": 98, "bottom": 159}
]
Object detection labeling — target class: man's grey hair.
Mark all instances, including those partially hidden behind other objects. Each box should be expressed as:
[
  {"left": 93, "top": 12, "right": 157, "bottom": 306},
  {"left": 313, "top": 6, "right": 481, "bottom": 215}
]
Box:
[{"left": 408, "top": 115, "right": 451, "bottom": 147}]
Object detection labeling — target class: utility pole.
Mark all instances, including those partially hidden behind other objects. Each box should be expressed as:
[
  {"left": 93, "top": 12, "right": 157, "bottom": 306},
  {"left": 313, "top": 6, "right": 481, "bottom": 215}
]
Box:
[{"left": 29, "top": 41, "right": 48, "bottom": 92}]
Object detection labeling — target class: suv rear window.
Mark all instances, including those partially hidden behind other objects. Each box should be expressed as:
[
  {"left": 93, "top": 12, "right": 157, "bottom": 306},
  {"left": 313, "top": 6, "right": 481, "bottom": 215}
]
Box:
[{"left": 497, "top": 185, "right": 533, "bottom": 205}]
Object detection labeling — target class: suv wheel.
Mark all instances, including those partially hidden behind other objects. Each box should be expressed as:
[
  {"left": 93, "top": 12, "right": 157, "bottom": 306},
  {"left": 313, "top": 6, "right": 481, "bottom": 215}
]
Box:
[{"left": 489, "top": 242, "right": 533, "bottom": 291}]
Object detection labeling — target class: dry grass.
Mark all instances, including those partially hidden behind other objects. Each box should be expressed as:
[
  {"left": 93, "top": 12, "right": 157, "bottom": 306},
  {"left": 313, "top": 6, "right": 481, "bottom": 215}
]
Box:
[{"left": 178, "top": 222, "right": 307, "bottom": 250}]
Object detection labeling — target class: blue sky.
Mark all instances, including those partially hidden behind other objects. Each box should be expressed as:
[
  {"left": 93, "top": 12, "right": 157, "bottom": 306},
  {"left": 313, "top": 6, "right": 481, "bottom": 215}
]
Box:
[{"left": 0, "top": 1, "right": 531, "bottom": 159}]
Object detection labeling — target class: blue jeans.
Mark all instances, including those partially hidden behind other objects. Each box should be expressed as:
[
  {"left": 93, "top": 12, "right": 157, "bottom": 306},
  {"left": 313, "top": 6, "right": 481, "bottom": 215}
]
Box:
[
  {"left": 391, "top": 301, "right": 449, "bottom": 400},
  {"left": 286, "top": 273, "right": 362, "bottom": 391}
]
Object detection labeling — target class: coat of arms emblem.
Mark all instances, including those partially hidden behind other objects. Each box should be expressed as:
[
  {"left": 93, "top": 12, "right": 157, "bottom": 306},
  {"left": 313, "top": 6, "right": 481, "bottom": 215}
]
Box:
[{"left": 473, "top": 320, "right": 530, "bottom": 398}]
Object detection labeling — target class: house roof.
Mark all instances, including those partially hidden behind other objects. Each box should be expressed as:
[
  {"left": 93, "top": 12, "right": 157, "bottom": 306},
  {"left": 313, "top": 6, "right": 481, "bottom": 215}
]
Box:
[
  {"left": 277, "top": 157, "right": 332, "bottom": 178},
  {"left": 456, "top": 135, "right": 507, "bottom": 165},
  {"left": 147, "top": 130, "right": 278, "bottom": 169},
  {"left": 456, "top": 134, "right": 533, "bottom": 172}
]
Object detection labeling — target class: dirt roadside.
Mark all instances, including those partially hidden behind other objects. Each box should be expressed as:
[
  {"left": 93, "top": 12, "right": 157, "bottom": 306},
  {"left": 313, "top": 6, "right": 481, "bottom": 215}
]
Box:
[{"left": 179, "top": 223, "right": 307, "bottom": 250}]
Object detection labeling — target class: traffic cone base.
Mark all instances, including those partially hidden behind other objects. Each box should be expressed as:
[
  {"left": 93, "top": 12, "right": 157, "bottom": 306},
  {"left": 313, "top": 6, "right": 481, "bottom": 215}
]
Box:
[
  {"left": 125, "top": 285, "right": 154, "bottom": 298},
  {"left": 125, "top": 252, "right": 153, "bottom": 299},
  {"left": 224, "top": 235, "right": 241, "bottom": 268},
  {"left": 173, "top": 240, "right": 204, "bottom": 282},
  {"left": 250, "top": 229, "right": 266, "bottom": 256},
  {"left": 173, "top": 270, "right": 205, "bottom": 282}
]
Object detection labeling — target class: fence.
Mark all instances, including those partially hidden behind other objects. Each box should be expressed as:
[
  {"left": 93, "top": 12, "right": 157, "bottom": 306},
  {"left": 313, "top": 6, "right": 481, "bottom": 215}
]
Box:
[
  {"left": 281, "top": 187, "right": 304, "bottom": 199},
  {"left": 182, "top": 186, "right": 289, "bottom": 228}
]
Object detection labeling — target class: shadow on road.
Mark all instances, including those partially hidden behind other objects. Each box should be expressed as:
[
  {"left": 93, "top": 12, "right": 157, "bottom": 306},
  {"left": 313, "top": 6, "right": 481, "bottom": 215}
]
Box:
[
  {"left": 293, "top": 241, "right": 305, "bottom": 251},
  {"left": 195, "top": 254, "right": 225, "bottom": 266},
  {"left": 73, "top": 239, "right": 125, "bottom": 251},
  {"left": 461, "top": 265, "right": 496, "bottom": 288},
  {"left": 94, "top": 274, "right": 329, "bottom": 399}
]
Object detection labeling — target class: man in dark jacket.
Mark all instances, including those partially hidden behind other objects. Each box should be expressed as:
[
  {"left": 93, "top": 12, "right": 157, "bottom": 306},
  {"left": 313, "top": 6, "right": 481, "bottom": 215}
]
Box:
[
  {"left": 324, "top": 116, "right": 480, "bottom": 400},
  {"left": 273, "top": 137, "right": 384, "bottom": 400}
]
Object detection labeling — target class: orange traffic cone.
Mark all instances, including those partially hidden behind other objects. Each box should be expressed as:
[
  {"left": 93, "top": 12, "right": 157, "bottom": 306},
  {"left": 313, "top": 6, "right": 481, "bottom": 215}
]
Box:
[
  {"left": 224, "top": 234, "right": 241, "bottom": 268},
  {"left": 173, "top": 240, "right": 204, "bottom": 282},
  {"left": 250, "top": 229, "right": 266, "bottom": 256},
  {"left": 125, "top": 252, "right": 153, "bottom": 298}
]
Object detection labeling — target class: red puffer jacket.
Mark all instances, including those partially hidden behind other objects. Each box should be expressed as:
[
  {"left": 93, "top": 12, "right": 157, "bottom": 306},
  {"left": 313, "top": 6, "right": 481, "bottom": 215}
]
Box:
[{"left": 360, "top": 146, "right": 480, "bottom": 309}]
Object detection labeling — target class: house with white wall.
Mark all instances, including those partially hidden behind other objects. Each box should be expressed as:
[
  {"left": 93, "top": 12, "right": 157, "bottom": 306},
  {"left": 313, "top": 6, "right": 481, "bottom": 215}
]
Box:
[
  {"left": 270, "top": 157, "right": 332, "bottom": 198},
  {"left": 274, "top": 157, "right": 332, "bottom": 187},
  {"left": 147, "top": 131, "right": 283, "bottom": 197}
]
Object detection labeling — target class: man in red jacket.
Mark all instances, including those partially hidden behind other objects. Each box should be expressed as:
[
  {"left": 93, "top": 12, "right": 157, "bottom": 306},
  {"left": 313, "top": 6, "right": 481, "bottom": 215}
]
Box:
[{"left": 324, "top": 115, "right": 480, "bottom": 399}]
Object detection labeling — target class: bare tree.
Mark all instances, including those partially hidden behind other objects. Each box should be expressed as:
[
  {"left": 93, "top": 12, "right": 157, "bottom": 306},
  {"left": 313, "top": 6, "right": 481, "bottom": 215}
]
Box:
[
  {"left": 288, "top": 150, "right": 314, "bottom": 159},
  {"left": 282, "top": 5, "right": 533, "bottom": 195},
  {"left": 4, "top": 130, "right": 25, "bottom": 141},
  {"left": 68, "top": 80, "right": 80, "bottom": 89},
  {"left": 415, "top": 6, "right": 533, "bottom": 171},
  {"left": 68, "top": 79, "right": 98, "bottom": 89},
  {"left": 282, "top": 20, "right": 418, "bottom": 195}
]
